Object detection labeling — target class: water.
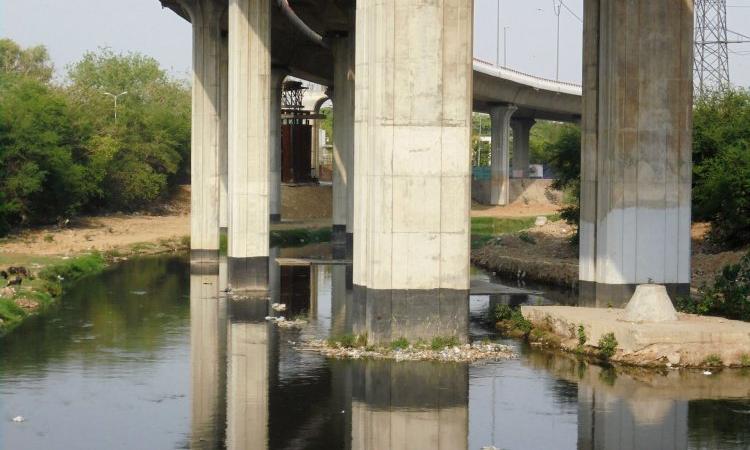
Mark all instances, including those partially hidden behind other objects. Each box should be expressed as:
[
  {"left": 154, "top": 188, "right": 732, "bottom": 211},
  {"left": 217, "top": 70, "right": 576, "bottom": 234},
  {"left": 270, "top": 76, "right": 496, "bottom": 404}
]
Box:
[{"left": 1, "top": 253, "right": 749, "bottom": 449}]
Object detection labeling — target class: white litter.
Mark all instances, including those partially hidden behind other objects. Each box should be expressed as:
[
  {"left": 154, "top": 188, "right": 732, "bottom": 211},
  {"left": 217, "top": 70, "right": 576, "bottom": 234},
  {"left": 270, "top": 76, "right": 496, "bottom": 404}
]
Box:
[{"left": 12, "top": 416, "right": 24, "bottom": 423}]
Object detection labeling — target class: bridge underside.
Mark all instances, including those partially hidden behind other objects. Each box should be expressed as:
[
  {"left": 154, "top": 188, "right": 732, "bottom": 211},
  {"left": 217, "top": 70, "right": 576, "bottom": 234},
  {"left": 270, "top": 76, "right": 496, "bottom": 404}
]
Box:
[{"left": 169, "top": 0, "right": 693, "bottom": 343}]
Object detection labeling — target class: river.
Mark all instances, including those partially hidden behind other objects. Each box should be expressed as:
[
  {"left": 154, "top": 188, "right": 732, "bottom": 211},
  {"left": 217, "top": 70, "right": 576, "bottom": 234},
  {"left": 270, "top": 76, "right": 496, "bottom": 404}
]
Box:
[{"left": 1, "top": 252, "right": 749, "bottom": 449}]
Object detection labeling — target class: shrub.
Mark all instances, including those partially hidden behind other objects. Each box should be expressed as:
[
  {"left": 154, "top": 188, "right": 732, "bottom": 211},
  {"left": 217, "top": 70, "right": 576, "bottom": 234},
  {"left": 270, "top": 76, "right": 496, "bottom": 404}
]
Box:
[
  {"left": 509, "top": 309, "right": 533, "bottom": 335},
  {"left": 493, "top": 304, "right": 513, "bottom": 322},
  {"left": 702, "top": 354, "right": 723, "bottom": 367},
  {"left": 577, "top": 325, "right": 587, "bottom": 347},
  {"left": 597, "top": 332, "right": 618, "bottom": 360},
  {"left": 328, "top": 334, "right": 367, "bottom": 349},
  {"left": 677, "top": 252, "right": 750, "bottom": 321}
]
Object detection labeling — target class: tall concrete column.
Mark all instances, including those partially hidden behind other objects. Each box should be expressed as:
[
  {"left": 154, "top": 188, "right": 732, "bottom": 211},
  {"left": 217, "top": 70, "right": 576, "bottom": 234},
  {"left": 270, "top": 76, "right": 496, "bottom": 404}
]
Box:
[
  {"left": 489, "top": 105, "right": 517, "bottom": 205},
  {"left": 269, "top": 67, "right": 288, "bottom": 224},
  {"left": 331, "top": 30, "right": 356, "bottom": 253},
  {"left": 227, "top": 0, "right": 271, "bottom": 290},
  {"left": 510, "top": 118, "right": 534, "bottom": 178},
  {"left": 580, "top": 0, "right": 693, "bottom": 305},
  {"left": 182, "top": 0, "right": 225, "bottom": 261},
  {"left": 219, "top": 31, "right": 229, "bottom": 234},
  {"left": 354, "top": 0, "right": 473, "bottom": 344}
]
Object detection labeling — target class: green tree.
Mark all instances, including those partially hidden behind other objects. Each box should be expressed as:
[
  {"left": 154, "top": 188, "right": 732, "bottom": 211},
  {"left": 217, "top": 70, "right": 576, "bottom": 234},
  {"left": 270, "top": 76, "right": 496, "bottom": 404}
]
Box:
[
  {"left": 0, "top": 74, "right": 94, "bottom": 232},
  {"left": 0, "top": 38, "right": 54, "bottom": 82},
  {"left": 66, "top": 49, "right": 190, "bottom": 210},
  {"left": 544, "top": 124, "right": 581, "bottom": 243}
]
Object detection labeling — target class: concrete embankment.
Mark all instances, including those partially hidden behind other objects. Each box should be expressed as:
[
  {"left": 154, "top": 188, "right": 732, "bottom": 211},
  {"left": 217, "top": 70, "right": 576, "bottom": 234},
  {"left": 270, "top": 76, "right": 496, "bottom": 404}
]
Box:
[{"left": 521, "top": 305, "right": 750, "bottom": 368}]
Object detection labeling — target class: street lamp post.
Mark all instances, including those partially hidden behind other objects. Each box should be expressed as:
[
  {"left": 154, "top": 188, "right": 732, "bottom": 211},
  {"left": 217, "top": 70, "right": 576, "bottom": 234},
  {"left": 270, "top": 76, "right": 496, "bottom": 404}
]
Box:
[
  {"left": 504, "top": 26, "right": 510, "bottom": 67},
  {"left": 102, "top": 91, "right": 128, "bottom": 124},
  {"left": 553, "top": 0, "right": 562, "bottom": 80}
]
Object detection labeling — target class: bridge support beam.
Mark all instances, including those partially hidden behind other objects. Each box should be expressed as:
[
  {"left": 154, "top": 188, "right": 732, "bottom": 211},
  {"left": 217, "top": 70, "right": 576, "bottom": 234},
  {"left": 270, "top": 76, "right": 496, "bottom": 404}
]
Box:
[
  {"left": 580, "top": 0, "right": 693, "bottom": 305},
  {"left": 269, "top": 67, "right": 287, "bottom": 224},
  {"left": 331, "top": 31, "right": 356, "bottom": 255},
  {"left": 511, "top": 118, "right": 534, "bottom": 178},
  {"left": 227, "top": 0, "right": 271, "bottom": 291},
  {"left": 185, "top": 0, "right": 224, "bottom": 261},
  {"left": 353, "top": 0, "right": 473, "bottom": 344},
  {"left": 489, "top": 104, "right": 517, "bottom": 205}
]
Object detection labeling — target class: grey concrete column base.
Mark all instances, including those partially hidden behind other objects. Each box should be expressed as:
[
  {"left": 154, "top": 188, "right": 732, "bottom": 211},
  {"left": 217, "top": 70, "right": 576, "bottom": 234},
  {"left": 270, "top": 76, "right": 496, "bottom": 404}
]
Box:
[
  {"left": 228, "top": 256, "right": 269, "bottom": 292},
  {"left": 578, "top": 281, "right": 690, "bottom": 308},
  {"left": 270, "top": 214, "right": 281, "bottom": 224},
  {"left": 228, "top": 297, "right": 270, "bottom": 323},
  {"left": 352, "top": 360, "right": 468, "bottom": 409},
  {"left": 189, "top": 261, "right": 220, "bottom": 276},
  {"left": 190, "top": 249, "right": 220, "bottom": 264},
  {"left": 332, "top": 231, "right": 354, "bottom": 260},
  {"left": 332, "top": 224, "right": 347, "bottom": 246},
  {"left": 351, "top": 285, "right": 469, "bottom": 345}
]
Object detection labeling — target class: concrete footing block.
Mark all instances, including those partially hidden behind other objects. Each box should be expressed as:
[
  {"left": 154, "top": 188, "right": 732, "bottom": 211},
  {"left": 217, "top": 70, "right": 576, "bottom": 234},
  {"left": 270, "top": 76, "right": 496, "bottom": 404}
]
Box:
[{"left": 623, "top": 284, "right": 678, "bottom": 323}]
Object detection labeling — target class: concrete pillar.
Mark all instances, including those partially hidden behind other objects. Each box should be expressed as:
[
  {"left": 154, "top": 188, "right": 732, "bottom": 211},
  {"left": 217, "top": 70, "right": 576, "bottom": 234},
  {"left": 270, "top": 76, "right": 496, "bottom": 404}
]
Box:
[
  {"left": 227, "top": 0, "right": 271, "bottom": 291},
  {"left": 580, "top": 0, "right": 693, "bottom": 305},
  {"left": 331, "top": 30, "right": 356, "bottom": 253},
  {"left": 510, "top": 118, "right": 534, "bottom": 178},
  {"left": 353, "top": 0, "right": 473, "bottom": 344},
  {"left": 183, "top": 0, "right": 225, "bottom": 261},
  {"left": 190, "top": 263, "right": 227, "bottom": 448},
  {"left": 269, "top": 68, "right": 288, "bottom": 224},
  {"left": 489, "top": 104, "right": 517, "bottom": 206},
  {"left": 220, "top": 31, "right": 229, "bottom": 234}
]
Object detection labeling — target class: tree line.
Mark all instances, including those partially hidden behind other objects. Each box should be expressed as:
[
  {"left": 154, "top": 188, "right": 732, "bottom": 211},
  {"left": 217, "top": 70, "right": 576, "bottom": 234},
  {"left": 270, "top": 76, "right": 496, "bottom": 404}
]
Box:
[{"left": 0, "top": 39, "right": 190, "bottom": 236}]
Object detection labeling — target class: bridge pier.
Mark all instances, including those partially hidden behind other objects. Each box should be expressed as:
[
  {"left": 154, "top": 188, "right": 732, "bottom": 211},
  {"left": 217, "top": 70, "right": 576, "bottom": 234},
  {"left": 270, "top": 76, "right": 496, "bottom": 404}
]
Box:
[
  {"left": 579, "top": 0, "right": 693, "bottom": 305},
  {"left": 489, "top": 104, "right": 517, "bottom": 206},
  {"left": 227, "top": 0, "right": 271, "bottom": 291},
  {"left": 331, "top": 28, "right": 356, "bottom": 256},
  {"left": 511, "top": 118, "right": 534, "bottom": 178},
  {"left": 269, "top": 67, "right": 287, "bottom": 224},
  {"left": 353, "top": 0, "right": 473, "bottom": 344},
  {"left": 185, "top": 0, "right": 225, "bottom": 261}
]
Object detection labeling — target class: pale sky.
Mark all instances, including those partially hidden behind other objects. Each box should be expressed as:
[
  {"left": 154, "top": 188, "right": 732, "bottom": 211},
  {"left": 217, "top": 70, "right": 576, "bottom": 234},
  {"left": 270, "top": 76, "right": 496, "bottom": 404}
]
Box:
[{"left": 1, "top": 0, "right": 750, "bottom": 87}]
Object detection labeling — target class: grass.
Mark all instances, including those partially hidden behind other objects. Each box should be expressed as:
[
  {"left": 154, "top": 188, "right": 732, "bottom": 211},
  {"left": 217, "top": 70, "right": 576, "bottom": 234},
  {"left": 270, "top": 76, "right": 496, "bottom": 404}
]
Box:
[
  {"left": 390, "top": 337, "right": 410, "bottom": 350},
  {"left": 271, "top": 228, "right": 332, "bottom": 247},
  {"left": 430, "top": 336, "right": 460, "bottom": 350},
  {"left": 327, "top": 334, "right": 367, "bottom": 349},
  {"left": 702, "top": 354, "right": 724, "bottom": 367},
  {"left": 0, "top": 253, "right": 107, "bottom": 336},
  {"left": 470, "top": 216, "right": 550, "bottom": 249}
]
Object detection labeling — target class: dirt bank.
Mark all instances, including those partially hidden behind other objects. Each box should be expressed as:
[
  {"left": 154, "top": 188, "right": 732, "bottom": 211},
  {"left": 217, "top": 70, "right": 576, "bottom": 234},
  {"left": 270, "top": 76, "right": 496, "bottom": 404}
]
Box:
[{"left": 471, "top": 219, "right": 748, "bottom": 291}]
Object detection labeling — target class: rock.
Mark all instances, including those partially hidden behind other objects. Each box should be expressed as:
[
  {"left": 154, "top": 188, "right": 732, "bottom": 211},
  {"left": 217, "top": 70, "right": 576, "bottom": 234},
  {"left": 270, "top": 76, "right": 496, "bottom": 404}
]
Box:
[
  {"left": 535, "top": 216, "right": 548, "bottom": 227},
  {"left": 622, "top": 284, "right": 678, "bottom": 323},
  {"left": 0, "top": 286, "right": 15, "bottom": 298},
  {"left": 666, "top": 352, "right": 681, "bottom": 365}
]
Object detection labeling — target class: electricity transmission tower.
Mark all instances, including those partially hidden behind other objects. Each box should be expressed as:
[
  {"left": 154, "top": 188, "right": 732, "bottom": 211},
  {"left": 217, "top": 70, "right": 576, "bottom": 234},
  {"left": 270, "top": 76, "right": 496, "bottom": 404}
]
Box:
[{"left": 694, "top": 0, "right": 730, "bottom": 95}]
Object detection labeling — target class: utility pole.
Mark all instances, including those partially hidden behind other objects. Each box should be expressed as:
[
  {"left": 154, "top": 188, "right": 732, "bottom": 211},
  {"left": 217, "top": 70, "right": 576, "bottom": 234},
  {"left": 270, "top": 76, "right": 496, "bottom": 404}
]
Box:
[
  {"left": 553, "top": 0, "right": 562, "bottom": 81},
  {"left": 102, "top": 91, "right": 128, "bottom": 124},
  {"left": 496, "top": 0, "right": 502, "bottom": 67},
  {"left": 504, "top": 26, "right": 510, "bottom": 67}
]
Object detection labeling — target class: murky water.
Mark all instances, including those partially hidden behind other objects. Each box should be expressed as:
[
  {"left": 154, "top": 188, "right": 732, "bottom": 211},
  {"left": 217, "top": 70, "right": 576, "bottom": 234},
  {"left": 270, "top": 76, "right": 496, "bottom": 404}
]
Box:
[{"left": 1, "top": 253, "right": 749, "bottom": 449}]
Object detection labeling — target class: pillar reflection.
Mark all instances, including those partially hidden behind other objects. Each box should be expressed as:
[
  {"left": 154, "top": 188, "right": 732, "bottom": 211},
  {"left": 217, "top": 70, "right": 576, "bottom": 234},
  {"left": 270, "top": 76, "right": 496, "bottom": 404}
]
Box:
[
  {"left": 190, "top": 261, "right": 227, "bottom": 449},
  {"left": 351, "top": 361, "right": 469, "bottom": 450}
]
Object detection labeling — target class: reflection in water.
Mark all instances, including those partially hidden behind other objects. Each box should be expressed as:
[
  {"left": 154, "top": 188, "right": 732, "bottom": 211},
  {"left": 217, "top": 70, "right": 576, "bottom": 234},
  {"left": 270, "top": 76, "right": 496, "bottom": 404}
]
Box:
[
  {"left": 1, "top": 254, "right": 749, "bottom": 450},
  {"left": 351, "top": 361, "right": 468, "bottom": 450}
]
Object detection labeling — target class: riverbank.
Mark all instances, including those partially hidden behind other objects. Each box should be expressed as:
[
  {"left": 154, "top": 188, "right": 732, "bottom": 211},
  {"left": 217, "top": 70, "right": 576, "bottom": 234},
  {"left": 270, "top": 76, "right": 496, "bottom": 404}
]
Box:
[{"left": 471, "top": 219, "right": 749, "bottom": 291}]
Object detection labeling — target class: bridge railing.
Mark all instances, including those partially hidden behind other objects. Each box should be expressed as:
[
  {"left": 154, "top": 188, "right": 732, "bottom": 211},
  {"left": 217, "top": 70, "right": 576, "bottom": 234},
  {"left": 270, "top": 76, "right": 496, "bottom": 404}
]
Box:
[{"left": 472, "top": 58, "right": 582, "bottom": 96}]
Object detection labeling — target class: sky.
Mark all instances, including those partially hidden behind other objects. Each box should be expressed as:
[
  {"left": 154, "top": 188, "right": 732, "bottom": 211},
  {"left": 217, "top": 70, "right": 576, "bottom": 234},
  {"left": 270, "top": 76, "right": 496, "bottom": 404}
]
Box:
[{"left": 1, "top": 0, "right": 750, "bottom": 87}]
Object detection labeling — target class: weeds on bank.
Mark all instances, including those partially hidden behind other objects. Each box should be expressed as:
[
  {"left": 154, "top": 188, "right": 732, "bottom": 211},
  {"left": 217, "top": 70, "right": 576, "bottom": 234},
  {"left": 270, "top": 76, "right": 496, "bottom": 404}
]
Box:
[
  {"left": 597, "top": 333, "right": 618, "bottom": 360},
  {"left": 702, "top": 354, "right": 724, "bottom": 367},
  {"left": 270, "top": 228, "right": 332, "bottom": 247},
  {"left": 327, "top": 334, "right": 367, "bottom": 349}
]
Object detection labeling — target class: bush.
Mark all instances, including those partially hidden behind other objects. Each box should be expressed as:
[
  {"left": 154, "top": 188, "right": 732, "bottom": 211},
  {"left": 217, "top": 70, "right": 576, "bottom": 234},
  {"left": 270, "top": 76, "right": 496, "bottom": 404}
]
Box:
[
  {"left": 597, "top": 332, "right": 618, "bottom": 360},
  {"left": 545, "top": 125, "right": 581, "bottom": 244},
  {"left": 390, "top": 337, "right": 409, "bottom": 350},
  {"left": 678, "top": 252, "right": 750, "bottom": 320},
  {"left": 494, "top": 304, "right": 513, "bottom": 322}
]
